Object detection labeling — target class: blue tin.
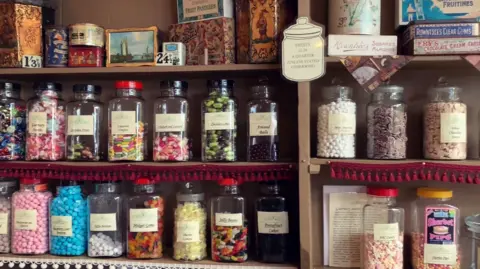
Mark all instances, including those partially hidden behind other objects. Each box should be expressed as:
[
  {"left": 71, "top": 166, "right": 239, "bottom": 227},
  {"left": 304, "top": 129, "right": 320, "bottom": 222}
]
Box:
[
  {"left": 402, "top": 22, "right": 480, "bottom": 45},
  {"left": 45, "top": 26, "right": 68, "bottom": 67}
]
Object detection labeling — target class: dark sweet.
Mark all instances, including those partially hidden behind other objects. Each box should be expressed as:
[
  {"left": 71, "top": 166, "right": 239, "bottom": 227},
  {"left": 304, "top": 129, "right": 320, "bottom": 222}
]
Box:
[
  {"left": 248, "top": 142, "right": 278, "bottom": 161},
  {"left": 0, "top": 103, "right": 26, "bottom": 160}
]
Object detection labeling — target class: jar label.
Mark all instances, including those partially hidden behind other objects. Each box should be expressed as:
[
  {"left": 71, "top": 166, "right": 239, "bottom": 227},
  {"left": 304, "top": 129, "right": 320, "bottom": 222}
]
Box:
[
  {"left": 477, "top": 247, "right": 480, "bottom": 269},
  {"left": 67, "top": 115, "right": 94, "bottom": 135},
  {"left": 129, "top": 208, "right": 158, "bottom": 232},
  {"left": 257, "top": 211, "right": 289, "bottom": 234},
  {"left": 111, "top": 111, "right": 136, "bottom": 135},
  {"left": 215, "top": 213, "right": 243, "bottom": 226},
  {"left": 205, "top": 112, "right": 235, "bottom": 130},
  {"left": 51, "top": 216, "right": 73, "bottom": 237},
  {"left": 176, "top": 220, "right": 200, "bottom": 242},
  {"left": 424, "top": 206, "right": 457, "bottom": 265},
  {"left": 0, "top": 213, "right": 8, "bottom": 234},
  {"left": 14, "top": 209, "right": 37, "bottom": 230},
  {"left": 155, "top": 113, "right": 186, "bottom": 132},
  {"left": 373, "top": 223, "right": 399, "bottom": 241},
  {"left": 328, "top": 113, "right": 356, "bottom": 135},
  {"left": 440, "top": 113, "right": 466, "bottom": 143},
  {"left": 424, "top": 244, "right": 457, "bottom": 265},
  {"left": 249, "top": 112, "right": 278, "bottom": 136},
  {"left": 90, "top": 213, "right": 117, "bottom": 232},
  {"left": 28, "top": 112, "right": 47, "bottom": 134}
]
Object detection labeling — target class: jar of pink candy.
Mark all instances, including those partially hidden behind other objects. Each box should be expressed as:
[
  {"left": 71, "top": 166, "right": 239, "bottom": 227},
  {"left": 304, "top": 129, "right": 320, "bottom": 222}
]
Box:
[
  {"left": 0, "top": 179, "right": 17, "bottom": 253},
  {"left": 12, "top": 178, "right": 52, "bottom": 254},
  {"left": 153, "top": 81, "right": 190, "bottom": 161},
  {"left": 26, "top": 82, "right": 66, "bottom": 161}
]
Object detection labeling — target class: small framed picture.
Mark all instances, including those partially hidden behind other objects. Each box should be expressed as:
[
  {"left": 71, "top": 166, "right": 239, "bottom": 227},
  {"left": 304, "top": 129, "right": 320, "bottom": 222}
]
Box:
[{"left": 105, "top": 26, "right": 158, "bottom": 67}]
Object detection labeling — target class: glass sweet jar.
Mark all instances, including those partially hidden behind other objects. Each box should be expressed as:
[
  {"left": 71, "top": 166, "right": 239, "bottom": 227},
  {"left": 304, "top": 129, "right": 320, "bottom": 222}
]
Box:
[
  {"left": 153, "top": 81, "right": 190, "bottom": 161},
  {"left": 66, "top": 84, "right": 103, "bottom": 161},
  {"left": 0, "top": 82, "right": 26, "bottom": 160},
  {"left": 0, "top": 179, "right": 17, "bottom": 253}
]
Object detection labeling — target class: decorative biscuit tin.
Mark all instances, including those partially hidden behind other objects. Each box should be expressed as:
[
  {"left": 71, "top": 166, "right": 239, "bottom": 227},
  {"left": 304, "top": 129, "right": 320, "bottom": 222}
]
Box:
[
  {"left": 44, "top": 26, "right": 68, "bottom": 67},
  {"left": 68, "top": 23, "right": 105, "bottom": 47},
  {"left": 68, "top": 46, "right": 104, "bottom": 67},
  {"left": 162, "top": 42, "right": 186, "bottom": 66},
  {"left": 328, "top": 0, "right": 381, "bottom": 35},
  {"left": 177, "top": 0, "right": 233, "bottom": 23},
  {"left": 328, "top": 35, "right": 398, "bottom": 56},
  {"left": 404, "top": 37, "right": 480, "bottom": 55},
  {"left": 402, "top": 22, "right": 480, "bottom": 45}
]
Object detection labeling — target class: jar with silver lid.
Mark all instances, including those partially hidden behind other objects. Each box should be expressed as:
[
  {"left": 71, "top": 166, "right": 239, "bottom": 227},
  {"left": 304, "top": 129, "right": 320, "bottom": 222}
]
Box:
[{"left": 0, "top": 179, "right": 17, "bottom": 253}]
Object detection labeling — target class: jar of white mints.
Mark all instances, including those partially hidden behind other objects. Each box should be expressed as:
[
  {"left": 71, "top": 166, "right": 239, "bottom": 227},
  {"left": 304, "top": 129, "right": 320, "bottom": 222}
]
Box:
[{"left": 317, "top": 83, "right": 356, "bottom": 158}]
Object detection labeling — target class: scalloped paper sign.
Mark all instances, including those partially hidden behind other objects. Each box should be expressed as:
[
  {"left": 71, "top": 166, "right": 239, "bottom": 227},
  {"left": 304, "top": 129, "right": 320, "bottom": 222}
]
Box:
[{"left": 463, "top": 55, "right": 480, "bottom": 70}]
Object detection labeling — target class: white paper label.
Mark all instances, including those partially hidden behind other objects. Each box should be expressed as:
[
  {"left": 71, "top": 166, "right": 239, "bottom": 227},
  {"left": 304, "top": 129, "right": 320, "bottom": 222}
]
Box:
[
  {"left": 424, "top": 244, "right": 457, "bottom": 265},
  {"left": 176, "top": 221, "right": 200, "bottom": 242},
  {"left": 129, "top": 208, "right": 158, "bottom": 232},
  {"left": 14, "top": 209, "right": 37, "bottom": 230},
  {"left": 22, "top": 55, "right": 42, "bottom": 68},
  {"left": 440, "top": 113, "right": 466, "bottom": 143},
  {"left": 205, "top": 112, "right": 235, "bottom": 130},
  {"left": 155, "top": 114, "right": 186, "bottom": 132},
  {"left": 28, "top": 112, "right": 47, "bottom": 134},
  {"left": 328, "top": 113, "right": 356, "bottom": 134},
  {"left": 111, "top": 111, "right": 136, "bottom": 135},
  {"left": 373, "top": 223, "right": 399, "bottom": 241},
  {"left": 68, "top": 115, "right": 94, "bottom": 135},
  {"left": 51, "top": 216, "right": 73, "bottom": 237},
  {"left": 183, "top": 0, "right": 219, "bottom": 18},
  {"left": 90, "top": 213, "right": 117, "bottom": 232},
  {"left": 257, "top": 211, "right": 289, "bottom": 234},
  {"left": 0, "top": 213, "right": 8, "bottom": 234},
  {"left": 215, "top": 213, "right": 243, "bottom": 226},
  {"left": 249, "top": 112, "right": 277, "bottom": 136}
]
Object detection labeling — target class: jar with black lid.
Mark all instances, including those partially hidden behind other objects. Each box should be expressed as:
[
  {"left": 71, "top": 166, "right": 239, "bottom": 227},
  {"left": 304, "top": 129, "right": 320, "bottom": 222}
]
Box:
[
  {"left": 153, "top": 81, "right": 190, "bottom": 161},
  {"left": 0, "top": 82, "right": 26, "bottom": 161},
  {"left": 0, "top": 179, "right": 17, "bottom": 253},
  {"left": 66, "top": 84, "right": 103, "bottom": 161}
]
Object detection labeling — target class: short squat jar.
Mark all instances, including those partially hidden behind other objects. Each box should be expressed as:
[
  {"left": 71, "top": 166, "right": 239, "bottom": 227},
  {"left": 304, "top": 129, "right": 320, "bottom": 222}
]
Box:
[
  {"left": 424, "top": 79, "right": 466, "bottom": 160},
  {"left": 202, "top": 80, "right": 237, "bottom": 162},
  {"left": 317, "top": 84, "right": 356, "bottom": 158},
  {"left": 0, "top": 82, "right": 26, "bottom": 161},
  {"left": 367, "top": 85, "right": 407, "bottom": 160},
  {"left": 66, "top": 84, "right": 103, "bottom": 161},
  {"left": 153, "top": 81, "right": 190, "bottom": 161},
  {"left": 0, "top": 180, "right": 17, "bottom": 253},
  {"left": 247, "top": 79, "right": 279, "bottom": 162},
  {"left": 87, "top": 183, "right": 123, "bottom": 257}
]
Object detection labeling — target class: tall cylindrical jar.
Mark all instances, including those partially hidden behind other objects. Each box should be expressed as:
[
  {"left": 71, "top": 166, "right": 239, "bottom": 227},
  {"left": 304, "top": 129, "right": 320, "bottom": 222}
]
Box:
[
  {"left": 411, "top": 188, "right": 460, "bottom": 269},
  {"left": 87, "top": 183, "right": 124, "bottom": 257},
  {"left": 50, "top": 182, "right": 88, "bottom": 256},
  {"left": 202, "top": 80, "right": 237, "bottom": 162},
  {"left": 0, "top": 82, "right": 26, "bottom": 160},
  {"left": 317, "top": 84, "right": 356, "bottom": 158},
  {"left": 0, "top": 180, "right": 17, "bottom": 253},
  {"left": 153, "top": 81, "right": 190, "bottom": 161},
  {"left": 11, "top": 178, "right": 52, "bottom": 254},
  {"left": 26, "top": 82, "right": 66, "bottom": 161},
  {"left": 465, "top": 214, "right": 480, "bottom": 269},
  {"left": 127, "top": 178, "right": 164, "bottom": 259},
  {"left": 367, "top": 85, "right": 407, "bottom": 159},
  {"left": 247, "top": 79, "right": 279, "bottom": 162},
  {"left": 66, "top": 84, "right": 103, "bottom": 161},
  {"left": 362, "top": 187, "right": 404, "bottom": 269},
  {"left": 328, "top": 0, "right": 381, "bottom": 35},
  {"left": 173, "top": 182, "right": 207, "bottom": 261},
  {"left": 108, "top": 81, "right": 146, "bottom": 161},
  {"left": 424, "top": 80, "right": 466, "bottom": 160}
]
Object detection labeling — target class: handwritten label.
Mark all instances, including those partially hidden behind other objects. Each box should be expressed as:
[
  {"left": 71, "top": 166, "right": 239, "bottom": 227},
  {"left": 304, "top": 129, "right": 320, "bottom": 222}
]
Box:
[
  {"left": 328, "top": 113, "right": 356, "bottom": 135},
  {"left": 249, "top": 112, "right": 277, "bottom": 136},
  {"left": 28, "top": 112, "right": 47, "bottom": 134},
  {"left": 327, "top": 35, "right": 398, "bottom": 56},
  {"left": 257, "top": 211, "right": 289, "bottom": 234},
  {"left": 183, "top": 0, "right": 219, "bottom": 18},
  {"left": 90, "top": 213, "right": 117, "bottom": 232},
  {"left": 155, "top": 114, "right": 186, "bottom": 132},
  {"left": 373, "top": 223, "right": 399, "bottom": 241},
  {"left": 424, "top": 244, "right": 457, "bottom": 265},
  {"left": 215, "top": 213, "right": 243, "bottom": 226},
  {"left": 111, "top": 111, "right": 136, "bottom": 135},
  {"left": 14, "top": 209, "right": 37, "bottom": 230},
  {"left": 204, "top": 112, "right": 235, "bottom": 130},
  {"left": 51, "top": 216, "right": 72, "bottom": 237},
  {"left": 0, "top": 213, "right": 8, "bottom": 234},
  {"left": 67, "top": 115, "right": 94, "bottom": 135},
  {"left": 440, "top": 113, "right": 466, "bottom": 143},
  {"left": 176, "top": 221, "right": 200, "bottom": 242},
  {"left": 129, "top": 208, "right": 158, "bottom": 232}
]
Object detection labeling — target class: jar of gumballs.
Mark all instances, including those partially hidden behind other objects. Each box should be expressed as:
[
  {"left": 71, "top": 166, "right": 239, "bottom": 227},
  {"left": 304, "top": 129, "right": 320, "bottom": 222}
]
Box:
[
  {"left": 108, "top": 81, "right": 146, "bottom": 161},
  {"left": 153, "top": 81, "right": 190, "bottom": 162},
  {"left": 127, "top": 178, "right": 164, "bottom": 259},
  {"left": 66, "top": 84, "right": 103, "bottom": 161},
  {"left": 12, "top": 178, "right": 52, "bottom": 254},
  {"left": 173, "top": 182, "right": 207, "bottom": 261},
  {"left": 0, "top": 180, "right": 17, "bottom": 253},
  {"left": 50, "top": 181, "right": 88, "bottom": 256},
  {"left": 0, "top": 82, "right": 26, "bottom": 161},
  {"left": 202, "top": 80, "right": 237, "bottom": 162},
  {"left": 87, "top": 182, "right": 123, "bottom": 257},
  {"left": 26, "top": 82, "right": 66, "bottom": 161},
  {"left": 317, "top": 83, "right": 356, "bottom": 158}
]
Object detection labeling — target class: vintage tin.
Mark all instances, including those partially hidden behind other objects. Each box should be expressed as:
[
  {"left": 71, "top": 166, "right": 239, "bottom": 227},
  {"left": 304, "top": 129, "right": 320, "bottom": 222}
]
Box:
[
  {"left": 177, "top": 0, "right": 234, "bottom": 23},
  {"left": 68, "top": 46, "right": 104, "bottom": 67},
  {"left": 404, "top": 37, "right": 480, "bottom": 55},
  {"left": 162, "top": 42, "right": 186, "bottom": 66},
  {"left": 44, "top": 26, "right": 68, "bottom": 67},
  {"left": 402, "top": 22, "right": 480, "bottom": 46},
  {"left": 69, "top": 23, "right": 105, "bottom": 47},
  {"left": 328, "top": 0, "right": 381, "bottom": 35}
]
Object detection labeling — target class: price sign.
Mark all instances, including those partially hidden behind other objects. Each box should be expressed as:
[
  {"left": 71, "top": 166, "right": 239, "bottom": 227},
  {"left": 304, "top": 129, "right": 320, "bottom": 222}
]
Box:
[
  {"left": 155, "top": 52, "right": 174, "bottom": 66},
  {"left": 22, "top": 55, "right": 42, "bottom": 68}
]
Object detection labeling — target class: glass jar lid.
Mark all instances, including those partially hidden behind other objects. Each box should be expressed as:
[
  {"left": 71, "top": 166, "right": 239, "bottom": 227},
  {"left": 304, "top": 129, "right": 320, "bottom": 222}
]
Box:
[
  {"left": 284, "top": 17, "right": 322, "bottom": 39},
  {"left": 177, "top": 182, "right": 204, "bottom": 202},
  {"left": 160, "top": 80, "right": 187, "bottom": 97},
  {"left": 115, "top": 81, "right": 143, "bottom": 91},
  {"left": 321, "top": 84, "right": 352, "bottom": 99},
  {"left": 208, "top": 79, "right": 234, "bottom": 89},
  {"left": 0, "top": 82, "right": 21, "bottom": 92},
  {"left": 0, "top": 179, "right": 17, "bottom": 195},
  {"left": 367, "top": 187, "right": 398, "bottom": 197},
  {"left": 34, "top": 82, "right": 62, "bottom": 92},
  {"left": 375, "top": 85, "right": 404, "bottom": 94},
  {"left": 73, "top": 84, "right": 101, "bottom": 95},
  {"left": 417, "top": 187, "right": 452, "bottom": 199},
  {"left": 429, "top": 77, "right": 461, "bottom": 94},
  {"left": 95, "top": 182, "right": 119, "bottom": 193}
]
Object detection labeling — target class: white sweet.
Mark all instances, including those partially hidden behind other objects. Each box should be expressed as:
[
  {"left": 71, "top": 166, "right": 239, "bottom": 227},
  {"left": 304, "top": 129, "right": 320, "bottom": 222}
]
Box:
[
  {"left": 88, "top": 233, "right": 123, "bottom": 257},
  {"left": 317, "top": 100, "right": 356, "bottom": 158}
]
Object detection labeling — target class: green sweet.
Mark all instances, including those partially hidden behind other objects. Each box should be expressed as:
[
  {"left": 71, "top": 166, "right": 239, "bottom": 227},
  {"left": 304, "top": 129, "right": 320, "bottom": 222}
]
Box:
[
  {"left": 213, "top": 103, "right": 223, "bottom": 109},
  {"left": 205, "top": 100, "right": 214, "bottom": 107}
]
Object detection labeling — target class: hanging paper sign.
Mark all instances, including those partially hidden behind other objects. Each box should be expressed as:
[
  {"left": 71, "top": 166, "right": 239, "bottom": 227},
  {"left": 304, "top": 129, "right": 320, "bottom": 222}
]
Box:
[
  {"left": 282, "top": 17, "right": 325, "bottom": 82},
  {"left": 463, "top": 55, "right": 480, "bottom": 71}
]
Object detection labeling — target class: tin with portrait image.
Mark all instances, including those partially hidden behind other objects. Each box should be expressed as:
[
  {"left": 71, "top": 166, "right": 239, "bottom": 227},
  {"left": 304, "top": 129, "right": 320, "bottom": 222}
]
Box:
[{"left": 44, "top": 26, "right": 68, "bottom": 67}]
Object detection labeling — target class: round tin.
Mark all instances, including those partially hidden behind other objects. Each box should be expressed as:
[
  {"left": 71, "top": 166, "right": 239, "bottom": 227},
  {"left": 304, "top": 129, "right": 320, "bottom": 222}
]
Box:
[
  {"left": 44, "top": 26, "right": 68, "bottom": 67},
  {"left": 328, "top": 0, "right": 381, "bottom": 35},
  {"left": 68, "top": 23, "right": 105, "bottom": 47}
]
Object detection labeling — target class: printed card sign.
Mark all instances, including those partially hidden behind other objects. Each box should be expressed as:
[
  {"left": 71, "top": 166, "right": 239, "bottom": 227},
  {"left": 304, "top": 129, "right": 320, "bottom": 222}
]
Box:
[
  {"left": 424, "top": 207, "right": 457, "bottom": 265},
  {"left": 176, "top": 220, "right": 200, "bottom": 242},
  {"left": 205, "top": 112, "right": 235, "bottom": 130},
  {"left": 155, "top": 114, "right": 186, "bottom": 132},
  {"left": 215, "top": 213, "right": 243, "bottom": 226},
  {"left": 90, "top": 213, "right": 117, "bottom": 232},
  {"left": 440, "top": 113, "right": 467, "bottom": 143},
  {"left": 67, "top": 115, "right": 94, "bottom": 135},
  {"left": 249, "top": 112, "right": 277, "bottom": 136},
  {"left": 0, "top": 213, "right": 8, "bottom": 234},
  {"left": 14, "top": 209, "right": 37, "bottom": 230},
  {"left": 130, "top": 208, "right": 158, "bottom": 232},
  {"left": 51, "top": 216, "right": 73, "bottom": 237},
  {"left": 28, "top": 112, "right": 47, "bottom": 134},
  {"left": 111, "top": 111, "right": 136, "bottom": 135},
  {"left": 257, "top": 211, "right": 289, "bottom": 234}
]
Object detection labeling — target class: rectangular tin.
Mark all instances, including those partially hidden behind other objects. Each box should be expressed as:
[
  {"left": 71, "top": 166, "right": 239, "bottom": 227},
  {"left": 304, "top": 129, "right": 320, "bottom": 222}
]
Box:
[
  {"left": 402, "top": 22, "right": 480, "bottom": 45},
  {"left": 44, "top": 26, "right": 68, "bottom": 67},
  {"left": 68, "top": 46, "right": 103, "bottom": 67},
  {"left": 328, "top": 35, "right": 398, "bottom": 56},
  {"left": 404, "top": 37, "right": 480, "bottom": 55},
  {"left": 177, "top": 0, "right": 233, "bottom": 24},
  {"left": 162, "top": 42, "right": 186, "bottom": 66},
  {"left": 68, "top": 23, "right": 104, "bottom": 47}
]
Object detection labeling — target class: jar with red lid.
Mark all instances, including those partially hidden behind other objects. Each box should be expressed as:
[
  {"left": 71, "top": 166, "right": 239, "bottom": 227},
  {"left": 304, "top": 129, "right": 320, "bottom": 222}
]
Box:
[
  {"left": 362, "top": 187, "right": 404, "bottom": 269},
  {"left": 108, "top": 81, "right": 146, "bottom": 161},
  {"left": 126, "top": 178, "right": 164, "bottom": 259}
]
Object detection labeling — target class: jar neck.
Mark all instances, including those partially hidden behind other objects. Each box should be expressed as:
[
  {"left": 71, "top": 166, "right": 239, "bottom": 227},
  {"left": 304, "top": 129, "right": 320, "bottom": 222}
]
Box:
[
  {"left": 39, "top": 89, "right": 61, "bottom": 99},
  {"left": 0, "top": 89, "right": 20, "bottom": 99},
  {"left": 0, "top": 185, "right": 15, "bottom": 196},
  {"left": 134, "top": 184, "right": 155, "bottom": 194},
  {"left": 251, "top": 87, "right": 272, "bottom": 99},
  {"left": 95, "top": 183, "right": 119, "bottom": 194},
  {"left": 116, "top": 89, "right": 141, "bottom": 98},
  {"left": 20, "top": 184, "right": 47, "bottom": 192},
  {"left": 209, "top": 88, "right": 232, "bottom": 97},
  {"left": 74, "top": 92, "right": 100, "bottom": 101},
  {"left": 430, "top": 90, "right": 461, "bottom": 102},
  {"left": 57, "top": 185, "right": 81, "bottom": 196},
  {"left": 367, "top": 195, "right": 397, "bottom": 207},
  {"left": 261, "top": 184, "right": 279, "bottom": 195},
  {"left": 161, "top": 88, "right": 186, "bottom": 97},
  {"left": 372, "top": 92, "right": 403, "bottom": 102},
  {"left": 222, "top": 185, "right": 239, "bottom": 195}
]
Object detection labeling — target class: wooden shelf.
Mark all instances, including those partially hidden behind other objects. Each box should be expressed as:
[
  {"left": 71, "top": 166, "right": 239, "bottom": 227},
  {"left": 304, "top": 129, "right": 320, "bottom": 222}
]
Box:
[{"left": 311, "top": 158, "right": 480, "bottom": 166}]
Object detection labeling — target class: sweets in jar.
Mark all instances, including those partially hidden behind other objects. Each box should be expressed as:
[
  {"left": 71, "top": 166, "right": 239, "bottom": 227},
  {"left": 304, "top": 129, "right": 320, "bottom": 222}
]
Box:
[{"left": 0, "top": 82, "right": 26, "bottom": 161}]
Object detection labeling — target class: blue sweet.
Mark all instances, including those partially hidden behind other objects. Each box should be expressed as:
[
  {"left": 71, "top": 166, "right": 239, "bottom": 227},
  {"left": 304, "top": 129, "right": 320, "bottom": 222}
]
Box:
[{"left": 50, "top": 185, "right": 88, "bottom": 256}]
